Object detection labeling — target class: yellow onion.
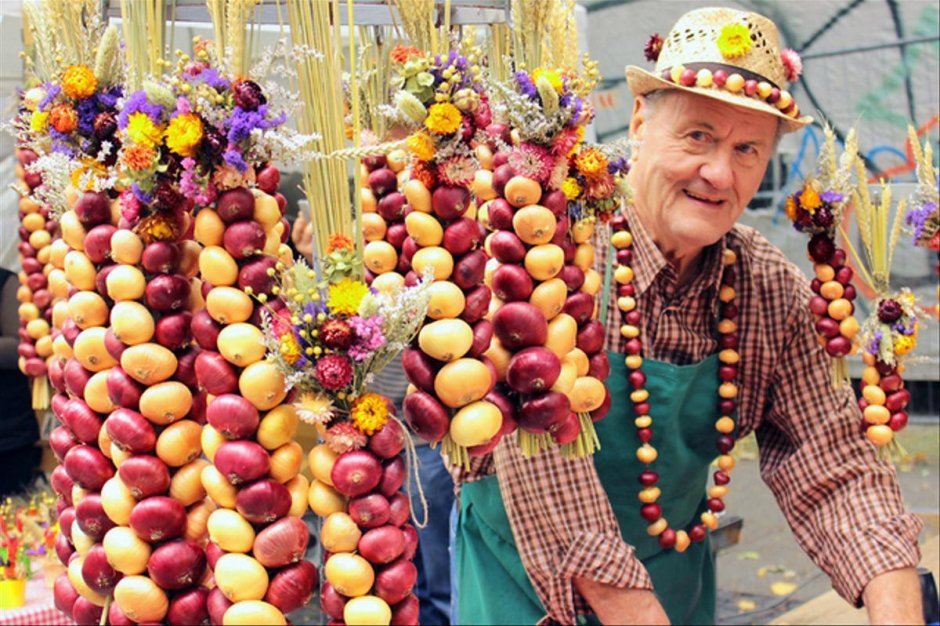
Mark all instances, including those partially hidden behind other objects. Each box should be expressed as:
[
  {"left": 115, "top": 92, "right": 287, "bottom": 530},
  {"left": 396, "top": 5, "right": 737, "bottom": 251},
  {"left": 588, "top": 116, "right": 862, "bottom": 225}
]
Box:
[
  {"left": 184, "top": 499, "right": 215, "bottom": 543},
  {"left": 307, "top": 444, "right": 339, "bottom": 487},
  {"left": 100, "top": 476, "right": 135, "bottom": 526},
  {"left": 206, "top": 287, "right": 253, "bottom": 324},
  {"left": 215, "top": 553, "right": 269, "bottom": 602},
  {"left": 199, "top": 246, "right": 239, "bottom": 287},
  {"left": 156, "top": 419, "right": 202, "bottom": 467},
  {"left": 105, "top": 265, "right": 147, "bottom": 302},
  {"left": 139, "top": 381, "right": 193, "bottom": 424},
  {"left": 121, "top": 343, "right": 178, "bottom": 385},
  {"left": 425, "top": 281, "right": 465, "bottom": 319},
  {"left": 449, "top": 400, "right": 502, "bottom": 447},
  {"left": 201, "top": 423, "right": 227, "bottom": 462},
  {"left": 169, "top": 458, "right": 210, "bottom": 506},
  {"left": 73, "top": 327, "right": 117, "bottom": 372},
  {"left": 307, "top": 479, "right": 347, "bottom": 517},
  {"left": 103, "top": 526, "right": 151, "bottom": 575},
  {"left": 285, "top": 474, "right": 310, "bottom": 517},
  {"left": 418, "top": 319, "right": 473, "bottom": 362},
  {"left": 71, "top": 521, "right": 95, "bottom": 557},
  {"left": 111, "top": 229, "right": 144, "bottom": 265},
  {"left": 344, "top": 595, "right": 392, "bottom": 626},
  {"left": 114, "top": 575, "right": 169, "bottom": 623},
  {"left": 110, "top": 301, "right": 156, "bottom": 345},
  {"left": 268, "top": 441, "right": 303, "bottom": 483},
  {"left": 201, "top": 464, "right": 238, "bottom": 509},
  {"left": 434, "top": 358, "right": 493, "bottom": 408},
  {"left": 256, "top": 405, "right": 299, "bottom": 450},
  {"left": 195, "top": 209, "right": 225, "bottom": 246},
  {"left": 84, "top": 369, "right": 116, "bottom": 414},
  {"left": 207, "top": 509, "right": 256, "bottom": 553},
  {"left": 67, "top": 291, "right": 109, "bottom": 329},
  {"left": 239, "top": 361, "right": 287, "bottom": 410},
  {"left": 64, "top": 251, "right": 96, "bottom": 289},
  {"left": 223, "top": 601, "right": 286, "bottom": 626},
  {"left": 324, "top": 553, "right": 375, "bottom": 598},
  {"left": 321, "top": 512, "right": 362, "bottom": 553},
  {"left": 217, "top": 323, "right": 266, "bottom": 366}
]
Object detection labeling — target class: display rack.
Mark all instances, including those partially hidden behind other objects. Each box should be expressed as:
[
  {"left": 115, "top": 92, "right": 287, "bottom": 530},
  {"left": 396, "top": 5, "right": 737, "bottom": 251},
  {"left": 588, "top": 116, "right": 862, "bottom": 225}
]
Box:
[{"left": 103, "top": 0, "right": 510, "bottom": 27}]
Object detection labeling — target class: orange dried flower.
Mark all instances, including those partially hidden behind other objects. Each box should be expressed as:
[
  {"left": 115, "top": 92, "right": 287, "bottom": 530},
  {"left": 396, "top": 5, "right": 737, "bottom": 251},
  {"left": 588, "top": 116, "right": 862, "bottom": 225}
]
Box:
[
  {"left": 327, "top": 233, "right": 354, "bottom": 254},
  {"left": 390, "top": 45, "right": 423, "bottom": 64},
  {"left": 122, "top": 144, "right": 156, "bottom": 171},
  {"left": 49, "top": 103, "right": 78, "bottom": 134}
]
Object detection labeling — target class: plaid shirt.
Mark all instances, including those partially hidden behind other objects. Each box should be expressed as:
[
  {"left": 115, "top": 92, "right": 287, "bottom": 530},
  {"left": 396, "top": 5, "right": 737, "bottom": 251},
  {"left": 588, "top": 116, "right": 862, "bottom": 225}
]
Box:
[{"left": 452, "top": 202, "right": 923, "bottom": 624}]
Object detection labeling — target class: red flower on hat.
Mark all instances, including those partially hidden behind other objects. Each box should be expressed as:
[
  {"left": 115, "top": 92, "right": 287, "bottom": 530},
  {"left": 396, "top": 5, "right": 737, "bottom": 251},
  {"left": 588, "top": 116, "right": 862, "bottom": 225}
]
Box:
[
  {"left": 644, "top": 34, "right": 664, "bottom": 63},
  {"left": 780, "top": 49, "right": 803, "bottom": 83}
]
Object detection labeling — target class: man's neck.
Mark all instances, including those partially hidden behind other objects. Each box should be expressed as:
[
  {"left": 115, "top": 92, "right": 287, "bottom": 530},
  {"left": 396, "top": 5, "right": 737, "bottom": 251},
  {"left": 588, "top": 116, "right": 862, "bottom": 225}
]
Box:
[{"left": 630, "top": 204, "right": 705, "bottom": 288}]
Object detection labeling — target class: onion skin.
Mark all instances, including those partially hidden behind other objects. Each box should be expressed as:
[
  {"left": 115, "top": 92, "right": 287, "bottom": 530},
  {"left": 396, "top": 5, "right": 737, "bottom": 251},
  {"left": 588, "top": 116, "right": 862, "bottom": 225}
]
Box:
[
  {"left": 166, "top": 587, "right": 209, "bottom": 626},
  {"left": 388, "top": 492, "right": 411, "bottom": 527},
  {"left": 141, "top": 242, "right": 181, "bottom": 275},
  {"left": 195, "top": 351, "right": 239, "bottom": 395},
  {"left": 368, "top": 419, "right": 405, "bottom": 459},
  {"left": 50, "top": 425, "right": 79, "bottom": 462},
  {"left": 54, "top": 571, "right": 80, "bottom": 618},
  {"left": 147, "top": 539, "right": 207, "bottom": 590},
  {"left": 391, "top": 593, "right": 420, "bottom": 626},
  {"left": 320, "top": 582, "right": 349, "bottom": 620},
  {"left": 106, "top": 408, "right": 156, "bottom": 454},
  {"left": 253, "top": 516, "right": 310, "bottom": 568},
  {"left": 59, "top": 399, "right": 103, "bottom": 444},
  {"left": 81, "top": 544, "right": 122, "bottom": 594},
  {"left": 377, "top": 456, "right": 406, "bottom": 498},
  {"left": 330, "top": 450, "right": 383, "bottom": 497},
  {"left": 75, "top": 494, "right": 116, "bottom": 541},
  {"left": 118, "top": 455, "right": 171, "bottom": 499},
  {"left": 191, "top": 309, "right": 223, "bottom": 350},
  {"left": 106, "top": 367, "right": 144, "bottom": 409},
  {"left": 214, "top": 440, "right": 271, "bottom": 485},
  {"left": 129, "top": 496, "right": 187, "bottom": 542},
  {"left": 349, "top": 493, "right": 392, "bottom": 529},
  {"left": 207, "top": 587, "right": 233, "bottom": 625},
  {"left": 71, "top": 596, "right": 104, "bottom": 626},
  {"left": 358, "top": 525, "right": 405, "bottom": 565},
  {"left": 64, "top": 445, "right": 114, "bottom": 491},
  {"left": 264, "top": 561, "right": 318, "bottom": 614},
  {"left": 206, "top": 393, "right": 260, "bottom": 439},
  {"left": 374, "top": 557, "right": 418, "bottom": 606}
]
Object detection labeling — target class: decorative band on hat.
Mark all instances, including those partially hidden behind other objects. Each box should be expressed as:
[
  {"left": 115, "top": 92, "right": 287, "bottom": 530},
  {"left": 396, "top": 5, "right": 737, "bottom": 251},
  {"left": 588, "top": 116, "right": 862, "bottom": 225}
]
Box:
[{"left": 658, "top": 62, "right": 801, "bottom": 118}]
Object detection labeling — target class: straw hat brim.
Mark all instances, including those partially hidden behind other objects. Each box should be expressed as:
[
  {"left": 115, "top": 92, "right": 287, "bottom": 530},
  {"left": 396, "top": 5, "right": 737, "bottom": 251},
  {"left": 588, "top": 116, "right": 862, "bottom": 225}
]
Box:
[{"left": 626, "top": 65, "right": 812, "bottom": 134}]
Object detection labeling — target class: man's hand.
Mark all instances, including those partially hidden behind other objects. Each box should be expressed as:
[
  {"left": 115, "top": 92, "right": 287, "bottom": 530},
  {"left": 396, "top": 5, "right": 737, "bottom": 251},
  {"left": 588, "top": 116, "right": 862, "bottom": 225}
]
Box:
[
  {"left": 291, "top": 211, "right": 314, "bottom": 261},
  {"left": 574, "top": 577, "right": 670, "bottom": 625},
  {"left": 862, "top": 567, "right": 923, "bottom": 625}
]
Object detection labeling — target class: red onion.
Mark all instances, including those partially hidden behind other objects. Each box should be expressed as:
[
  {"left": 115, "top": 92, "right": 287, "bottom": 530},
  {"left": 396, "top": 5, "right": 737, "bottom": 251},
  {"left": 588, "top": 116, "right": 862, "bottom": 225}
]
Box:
[
  {"left": 189, "top": 389, "right": 209, "bottom": 425},
  {"left": 58, "top": 399, "right": 103, "bottom": 444},
  {"left": 460, "top": 285, "right": 492, "bottom": 324},
  {"left": 401, "top": 348, "right": 438, "bottom": 394},
  {"left": 576, "top": 320, "right": 605, "bottom": 354},
  {"left": 61, "top": 318, "right": 80, "bottom": 345},
  {"left": 564, "top": 292, "right": 595, "bottom": 325},
  {"left": 48, "top": 357, "right": 66, "bottom": 392},
  {"left": 145, "top": 274, "right": 190, "bottom": 312},
  {"left": 51, "top": 465, "right": 74, "bottom": 501},
  {"left": 235, "top": 478, "right": 291, "bottom": 524},
  {"left": 205, "top": 541, "right": 225, "bottom": 569},
  {"left": 469, "top": 319, "right": 494, "bottom": 359},
  {"left": 442, "top": 218, "right": 484, "bottom": 257},
  {"left": 506, "top": 347, "right": 561, "bottom": 394},
  {"left": 207, "top": 587, "right": 233, "bottom": 625},
  {"left": 264, "top": 561, "right": 318, "bottom": 614},
  {"left": 378, "top": 456, "right": 406, "bottom": 498},
  {"left": 388, "top": 492, "right": 411, "bottom": 527},
  {"left": 50, "top": 425, "right": 79, "bottom": 462},
  {"left": 107, "top": 600, "right": 135, "bottom": 626},
  {"left": 401, "top": 523, "right": 418, "bottom": 561},
  {"left": 492, "top": 302, "right": 548, "bottom": 349},
  {"left": 71, "top": 596, "right": 104, "bottom": 626},
  {"left": 216, "top": 187, "right": 255, "bottom": 223},
  {"left": 375, "top": 557, "right": 418, "bottom": 605},
  {"left": 453, "top": 249, "right": 487, "bottom": 290},
  {"left": 118, "top": 455, "right": 170, "bottom": 499},
  {"left": 106, "top": 367, "right": 144, "bottom": 409},
  {"left": 56, "top": 530, "right": 75, "bottom": 565},
  {"left": 84, "top": 224, "right": 117, "bottom": 264},
  {"left": 560, "top": 264, "right": 585, "bottom": 291},
  {"left": 256, "top": 164, "right": 281, "bottom": 193},
  {"left": 167, "top": 587, "right": 209, "bottom": 626},
  {"left": 403, "top": 391, "right": 450, "bottom": 443},
  {"left": 214, "top": 440, "right": 270, "bottom": 485},
  {"left": 358, "top": 525, "right": 405, "bottom": 564},
  {"left": 206, "top": 393, "right": 260, "bottom": 439},
  {"left": 104, "top": 328, "right": 127, "bottom": 361},
  {"left": 59, "top": 507, "right": 75, "bottom": 540},
  {"left": 195, "top": 350, "right": 238, "bottom": 395},
  {"left": 81, "top": 544, "right": 121, "bottom": 594},
  {"left": 94, "top": 263, "right": 116, "bottom": 297},
  {"left": 320, "top": 582, "right": 349, "bottom": 620},
  {"left": 191, "top": 309, "right": 223, "bottom": 351},
  {"left": 486, "top": 390, "right": 518, "bottom": 437},
  {"left": 147, "top": 540, "right": 207, "bottom": 590},
  {"left": 368, "top": 168, "right": 397, "bottom": 196},
  {"left": 237, "top": 256, "right": 277, "bottom": 295},
  {"left": 106, "top": 408, "right": 156, "bottom": 454},
  {"left": 330, "top": 450, "right": 383, "bottom": 497},
  {"left": 252, "top": 516, "right": 309, "bottom": 568},
  {"left": 155, "top": 311, "right": 193, "bottom": 350},
  {"left": 368, "top": 419, "right": 405, "bottom": 459},
  {"left": 75, "top": 494, "right": 116, "bottom": 541},
  {"left": 431, "top": 185, "right": 470, "bottom": 220},
  {"left": 74, "top": 191, "right": 110, "bottom": 227},
  {"left": 64, "top": 358, "right": 92, "bottom": 398},
  {"left": 54, "top": 571, "right": 79, "bottom": 618},
  {"left": 518, "top": 391, "right": 571, "bottom": 434},
  {"left": 349, "top": 493, "right": 391, "bottom": 529},
  {"left": 63, "top": 445, "right": 114, "bottom": 491},
  {"left": 141, "top": 241, "right": 181, "bottom": 275},
  {"left": 223, "top": 220, "right": 266, "bottom": 259},
  {"left": 392, "top": 593, "right": 420, "bottom": 626},
  {"left": 129, "top": 496, "right": 187, "bottom": 542}
]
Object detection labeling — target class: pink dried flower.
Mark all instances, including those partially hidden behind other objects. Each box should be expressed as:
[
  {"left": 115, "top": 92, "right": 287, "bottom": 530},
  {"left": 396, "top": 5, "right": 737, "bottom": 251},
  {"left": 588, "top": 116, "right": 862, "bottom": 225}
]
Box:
[
  {"left": 780, "top": 49, "right": 803, "bottom": 83},
  {"left": 436, "top": 155, "right": 476, "bottom": 187},
  {"left": 507, "top": 143, "right": 554, "bottom": 185},
  {"left": 325, "top": 421, "right": 367, "bottom": 454}
]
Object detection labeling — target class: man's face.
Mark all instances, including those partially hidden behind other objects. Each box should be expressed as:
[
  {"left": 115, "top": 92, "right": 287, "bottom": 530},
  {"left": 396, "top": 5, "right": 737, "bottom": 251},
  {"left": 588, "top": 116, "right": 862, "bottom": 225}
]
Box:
[{"left": 627, "top": 91, "right": 778, "bottom": 256}]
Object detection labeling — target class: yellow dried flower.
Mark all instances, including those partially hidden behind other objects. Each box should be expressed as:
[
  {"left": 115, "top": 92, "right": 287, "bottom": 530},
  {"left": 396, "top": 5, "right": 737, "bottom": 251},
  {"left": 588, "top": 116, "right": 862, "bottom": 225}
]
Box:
[
  {"left": 894, "top": 334, "right": 915, "bottom": 356},
  {"left": 279, "top": 332, "right": 303, "bottom": 365},
  {"left": 561, "top": 177, "right": 582, "bottom": 201},
  {"left": 165, "top": 113, "right": 203, "bottom": 157},
  {"left": 799, "top": 186, "right": 822, "bottom": 213},
  {"left": 532, "top": 68, "right": 564, "bottom": 94},
  {"left": 29, "top": 111, "right": 49, "bottom": 133},
  {"left": 328, "top": 279, "right": 369, "bottom": 317},
  {"left": 126, "top": 112, "right": 164, "bottom": 148},
  {"left": 716, "top": 23, "right": 752, "bottom": 59},
  {"left": 785, "top": 196, "right": 798, "bottom": 221},
  {"left": 574, "top": 147, "right": 608, "bottom": 179},
  {"left": 406, "top": 132, "right": 436, "bottom": 161},
  {"left": 350, "top": 393, "right": 390, "bottom": 436},
  {"left": 424, "top": 102, "right": 462, "bottom": 135},
  {"left": 61, "top": 65, "right": 98, "bottom": 100}
]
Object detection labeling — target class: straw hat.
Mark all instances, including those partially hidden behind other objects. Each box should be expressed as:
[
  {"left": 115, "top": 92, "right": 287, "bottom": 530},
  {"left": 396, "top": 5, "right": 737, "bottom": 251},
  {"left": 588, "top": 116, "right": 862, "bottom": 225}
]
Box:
[{"left": 626, "top": 7, "right": 812, "bottom": 133}]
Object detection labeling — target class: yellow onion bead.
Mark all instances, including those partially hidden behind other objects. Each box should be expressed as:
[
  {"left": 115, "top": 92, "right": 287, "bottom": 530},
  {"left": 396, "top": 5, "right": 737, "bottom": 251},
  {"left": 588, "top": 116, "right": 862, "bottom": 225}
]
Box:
[
  {"left": 618, "top": 296, "right": 637, "bottom": 312},
  {"left": 757, "top": 81, "right": 773, "bottom": 99},
  {"left": 636, "top": 444, "right": 658, "bottom": 464},
  {"left": 625, "top": 355, "right": 643, "bottom": 370},
  {"left": 708, "top": 485, "right": 729, "bottom": 499},
  {"left": 715, "top": 416, "right": 735, "bottom": 434},
  {"left": 776, "top": 91, "right": 793, "bottom": 110},
  {"left": 827, "top": 298, "right": 853, "bottom": 321},
  {"left": 718, "top": 454, "right": 735, "bottom": 472},
  {"left": 634, "top": 416, "right": 652, "bottom": 429},
  {"left": 722, "top": 249, "right": 737, "bottom": 266},
  {"left": 670, "top": 65, "right": 685, "bottom": 84},
  {"left": 718, "top": 349, "right": 739, "bottom": 365},
  {"left": 614, "top": 265, "right": 635, "bottom": 284},
  {"left": 839, "top": 317, "right": 859, "bottom": 339},
  {"left": 861, "top": 366, "right": 881, "bottom": 386},
  {"left": 674, "top": 530, "right": 691, "bottom": 553},
  {"left": 719, "top": 285, "right": 735, "bottom": 302},
  {"left": 621, "top": 324, "right": 640, "bottom": 339},
  {"left": 814, "top": 264, "right": 835, "bottom": 282},
  {"left": 820, "top": 281, "right": 844, "bottom": 301},
  {"left": 630, "top": 389, "right": 650, "bottom": 403},
  {"left": 701, "top": 512, "right": 719, "bottom": 530},
  {"left": 638, "top": 487, "right": 661, "bottom": 503},
  {"left": 862, "top": 384, "right": 886, "bottom": 405},
  {"left": 863, "top": 405, "right": 890, "bottom": 425},
  {"left": 719, "top": 383, "right": 738, "bottom": 399},
  {"left": 647, "top": 518, "right": 669, "bottom": 536},
  {"left": 726, "top": 74, "right": 745, "bottom": 93},
  {"left": 611, "top": 231, "right": 633, "bottom": 249},
  {"left": 866, "top": 425, "right": 894, "bottom": 446},
  {"left": 717, "top": 319, "right": 737, "bottom": 334},
  {"left": 695, "top": 69, "right": 713, "bottom": 87}
]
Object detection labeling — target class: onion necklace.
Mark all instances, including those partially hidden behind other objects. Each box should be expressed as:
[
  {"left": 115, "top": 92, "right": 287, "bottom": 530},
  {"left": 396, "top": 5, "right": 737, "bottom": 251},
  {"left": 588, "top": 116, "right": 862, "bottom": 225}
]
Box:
[{"left": 609, "top": 210, "right": 739, "bottom": 552}]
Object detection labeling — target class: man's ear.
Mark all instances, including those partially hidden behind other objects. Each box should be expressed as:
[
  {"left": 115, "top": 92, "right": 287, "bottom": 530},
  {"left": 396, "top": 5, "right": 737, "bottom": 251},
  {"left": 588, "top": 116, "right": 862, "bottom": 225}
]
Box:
[{"left": 629, "top": 96, "right": 646, "bottom": 140}]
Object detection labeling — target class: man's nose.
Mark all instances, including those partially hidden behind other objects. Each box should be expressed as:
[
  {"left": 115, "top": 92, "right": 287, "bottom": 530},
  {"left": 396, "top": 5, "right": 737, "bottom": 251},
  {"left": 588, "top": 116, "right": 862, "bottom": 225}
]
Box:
[{"left": 699, "top": 150, "right": 734, "bottom": 191}]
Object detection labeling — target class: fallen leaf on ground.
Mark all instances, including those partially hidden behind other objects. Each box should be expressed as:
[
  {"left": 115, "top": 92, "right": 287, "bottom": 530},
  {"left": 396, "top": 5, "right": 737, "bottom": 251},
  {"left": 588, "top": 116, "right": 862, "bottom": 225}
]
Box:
[
  {"left": 771, "top": 581, "right": 798, "bottom": 596},
  {"left": 737, "top": 551, "right": 760, "bottom": 560},
  {"left": 737, "top": 599, "right": 757, "bottom": 612}
]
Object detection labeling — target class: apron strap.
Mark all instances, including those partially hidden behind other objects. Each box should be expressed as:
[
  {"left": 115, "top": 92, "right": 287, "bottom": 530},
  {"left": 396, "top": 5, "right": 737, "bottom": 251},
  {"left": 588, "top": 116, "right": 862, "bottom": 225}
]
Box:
[{"left": 599, "top": 239, "right": 614, "bottom": 324}]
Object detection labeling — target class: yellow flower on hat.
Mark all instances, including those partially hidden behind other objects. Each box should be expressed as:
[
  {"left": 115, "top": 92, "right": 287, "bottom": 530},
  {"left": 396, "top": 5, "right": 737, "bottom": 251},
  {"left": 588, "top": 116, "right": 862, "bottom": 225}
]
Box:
[{"left": 716, "top": 23, "right": 752, "bottom": 60}]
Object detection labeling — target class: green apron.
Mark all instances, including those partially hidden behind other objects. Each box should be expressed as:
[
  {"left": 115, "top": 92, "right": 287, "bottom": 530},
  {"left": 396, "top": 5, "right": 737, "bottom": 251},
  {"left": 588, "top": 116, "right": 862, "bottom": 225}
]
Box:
[{"left": 457, "top": 352, "right": 722, "bottom": 625}]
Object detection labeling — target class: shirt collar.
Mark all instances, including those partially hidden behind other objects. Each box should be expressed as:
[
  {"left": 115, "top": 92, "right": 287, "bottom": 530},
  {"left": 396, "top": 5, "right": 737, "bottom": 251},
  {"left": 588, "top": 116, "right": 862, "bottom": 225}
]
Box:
[{"left": 621, "top": 201, "right": 727, "bottom": 301}]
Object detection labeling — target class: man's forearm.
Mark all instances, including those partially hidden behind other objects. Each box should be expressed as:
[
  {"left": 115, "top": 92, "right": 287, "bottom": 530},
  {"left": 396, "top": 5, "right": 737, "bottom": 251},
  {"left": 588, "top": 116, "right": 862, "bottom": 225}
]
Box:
[
  {"left": 863, "top": 567, "right": 923, "bottom": 625},
  {"left": 574, "top": 576, "right": 669, "bottom": 625}
]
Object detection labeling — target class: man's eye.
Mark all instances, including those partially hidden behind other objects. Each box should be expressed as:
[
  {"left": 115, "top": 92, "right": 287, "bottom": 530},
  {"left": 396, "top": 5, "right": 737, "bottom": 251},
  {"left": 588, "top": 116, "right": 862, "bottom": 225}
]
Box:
[{"left": 688, "top": 131, "right": 708, "bottom": 142}]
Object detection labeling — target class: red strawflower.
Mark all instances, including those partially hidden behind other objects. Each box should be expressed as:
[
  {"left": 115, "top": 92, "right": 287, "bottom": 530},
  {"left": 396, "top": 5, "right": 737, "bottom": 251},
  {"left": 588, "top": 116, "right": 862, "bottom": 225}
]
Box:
[
  {"left": 644, "top": 34, "right": 664, "bottom": 63},
  {"left": 321, "top": 318, "right": 353, "bottom": 350},
  {"left": 315, "top": 354, "right": 353, "bottom": 390}
]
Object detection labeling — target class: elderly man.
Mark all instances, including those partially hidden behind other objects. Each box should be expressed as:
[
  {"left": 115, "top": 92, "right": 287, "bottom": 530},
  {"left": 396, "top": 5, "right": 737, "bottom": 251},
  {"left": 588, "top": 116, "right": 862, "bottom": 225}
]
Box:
[{"left": 454, "top": 7, "right": 924, "bottom": 625}]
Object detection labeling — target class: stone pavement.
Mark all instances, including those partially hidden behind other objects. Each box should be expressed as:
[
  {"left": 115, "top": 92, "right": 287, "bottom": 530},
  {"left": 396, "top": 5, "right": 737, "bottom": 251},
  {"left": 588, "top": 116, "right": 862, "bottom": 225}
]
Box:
[{"left": 716, "top": 423, "right": 940, "bottom": 625}]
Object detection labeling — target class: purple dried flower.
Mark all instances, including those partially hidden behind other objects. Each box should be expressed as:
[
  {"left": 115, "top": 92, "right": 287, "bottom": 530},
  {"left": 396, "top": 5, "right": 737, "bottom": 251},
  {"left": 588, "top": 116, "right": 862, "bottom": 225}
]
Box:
[
  {"left": 515, "top": 71, "right": 538, "bottom": 100},
  {"left": 223, "top": 149, "right": 248, "bottom": 173},
  {"left": 820, "top": 190, "right": 844, "bottom": 204},
  {"left": 118, "top": 91, "right": 163, "bottom": 128},
  {"left": 38, "top": 85, "right": 61, "bottom": 111}
]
